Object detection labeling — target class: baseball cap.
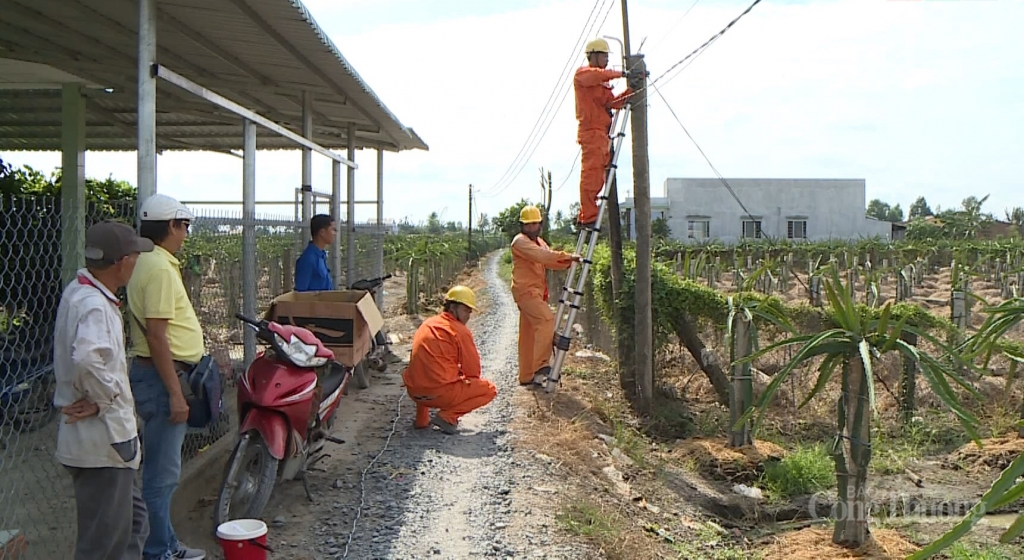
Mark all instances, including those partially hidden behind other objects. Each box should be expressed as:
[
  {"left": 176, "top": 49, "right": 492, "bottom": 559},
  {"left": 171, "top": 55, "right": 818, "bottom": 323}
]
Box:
[
  {"left": 139, "top": 193, "right": 195, "bottom": 222},
  {"left": 85, "top": 221, "right": 155, "bottom": 263}
]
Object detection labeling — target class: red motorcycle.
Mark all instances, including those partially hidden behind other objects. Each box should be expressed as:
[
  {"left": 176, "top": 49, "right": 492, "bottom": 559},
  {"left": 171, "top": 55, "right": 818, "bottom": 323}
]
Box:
[{"left": 214, "top": 313, "right": 351, "bottom": 526}]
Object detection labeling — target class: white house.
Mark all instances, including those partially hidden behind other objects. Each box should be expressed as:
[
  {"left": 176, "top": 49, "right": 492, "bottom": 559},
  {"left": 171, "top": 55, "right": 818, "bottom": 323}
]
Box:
[{"left": 621, "top": 178, "right": 893, "bottom": 243}]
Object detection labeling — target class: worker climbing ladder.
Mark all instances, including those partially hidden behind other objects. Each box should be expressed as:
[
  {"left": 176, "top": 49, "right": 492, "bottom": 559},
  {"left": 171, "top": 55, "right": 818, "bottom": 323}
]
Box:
[{"left": 545, "top": 104, "right": 633, "bottom": 394}]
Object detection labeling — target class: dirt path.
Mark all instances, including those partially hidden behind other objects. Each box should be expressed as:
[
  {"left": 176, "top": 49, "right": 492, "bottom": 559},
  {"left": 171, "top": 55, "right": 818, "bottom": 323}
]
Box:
[{"left": 181, "top": 252, "right": 594, "bottom": 559}]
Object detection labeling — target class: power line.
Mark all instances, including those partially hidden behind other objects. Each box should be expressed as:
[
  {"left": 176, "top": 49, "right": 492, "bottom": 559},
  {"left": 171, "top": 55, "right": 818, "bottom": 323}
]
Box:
[
  {"left": 643, "top": 0, "right": 702, "bottom": 55},
  {"left": 555, "top": 147, "right": 582, "bottom": 192},
  {"left": 484, "top": 0, "right": 617, "bottom": 198},
  {"left": 651, "top": 82, "right": 756, "bottom": 223},
  {"left": 483, "top": 0, "right": 607, "bottom": 195},
  {"left": 651, "top": 0, "right": 762, "bottom": 90}
]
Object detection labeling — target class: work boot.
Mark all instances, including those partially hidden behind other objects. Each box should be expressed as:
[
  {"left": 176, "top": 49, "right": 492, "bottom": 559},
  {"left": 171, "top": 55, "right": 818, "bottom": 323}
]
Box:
[
  {"left": 574, "top": 219, "right": 597, "bottom": 233},
  {"left": 531, "top": 366, "right": 551, "bottom": 388},
  {"left": 414, "top": 404, "right": 431, "bottom": 429},
  {"left": 430, "top": 415, "right": 458, "bottom": 435}
]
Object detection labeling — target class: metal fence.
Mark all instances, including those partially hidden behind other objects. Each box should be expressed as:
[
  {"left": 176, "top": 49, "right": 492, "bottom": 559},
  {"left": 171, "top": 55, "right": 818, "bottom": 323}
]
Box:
[{"left": 0, "top": 195, "right": 385, "bottom": 558}]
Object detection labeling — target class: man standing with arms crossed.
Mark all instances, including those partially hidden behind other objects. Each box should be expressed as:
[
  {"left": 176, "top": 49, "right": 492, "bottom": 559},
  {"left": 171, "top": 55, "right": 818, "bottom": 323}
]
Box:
[
  {"left": 54, "top": 220, "right": 153, "bottom": 559},
  {"left": 127, "top": 194, "right": 206, "bottom": 560},
  {"left": 573, "top": 37, "right": 633, "bottom": 230}
]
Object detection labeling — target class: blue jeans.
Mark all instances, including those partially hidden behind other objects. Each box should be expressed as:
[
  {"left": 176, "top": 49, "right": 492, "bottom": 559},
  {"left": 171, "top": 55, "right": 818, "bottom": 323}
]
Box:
[{"left": 130, "top": 361, "right": 187, "bottom": 560}]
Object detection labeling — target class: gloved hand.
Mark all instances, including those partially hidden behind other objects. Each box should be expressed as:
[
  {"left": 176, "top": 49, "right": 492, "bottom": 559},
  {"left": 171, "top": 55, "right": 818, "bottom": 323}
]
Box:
[{"left": 626, "top": 68, "right": 651, "bottom": 81}]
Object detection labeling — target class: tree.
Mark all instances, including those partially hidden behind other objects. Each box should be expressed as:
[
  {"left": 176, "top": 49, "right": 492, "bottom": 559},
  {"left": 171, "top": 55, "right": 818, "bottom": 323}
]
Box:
[
  {"left": 476, "top": 213, "right": 490, "bottom": 233},
  {"left": 866, "top": 199, "right": 891, "bottom": 221},
  {"left": 426, "top": 212, "right": 443, "bottom": 234},
  {"left": 909, "top": 196, "right": 933, "bottom": 219},
  {"left": 887, "top": 204, "right": 904, "bottom": 222},
  {"left": 866, "top": 199, "right": 903, "bottom": 222},
  {"left": 652, "top": 216, "right": 672, "bottom": 239},
  {"left": 1005, "top": 207, "right": 1024, "bottom": 227},
  {"left": 741, "top": 267, "right": 979, "bottom": 549},
  {"left": 492, "top": 198, "right": 547, "bottom": 240}
]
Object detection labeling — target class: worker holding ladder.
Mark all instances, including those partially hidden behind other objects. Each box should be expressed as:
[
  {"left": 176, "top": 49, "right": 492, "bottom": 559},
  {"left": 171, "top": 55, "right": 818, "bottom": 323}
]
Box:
[
  {"left": 573, "top": 37, "right": 632, "bottom": 230},
  {"left": 511, "top": 205, "right": 581, "bottom": 387}
]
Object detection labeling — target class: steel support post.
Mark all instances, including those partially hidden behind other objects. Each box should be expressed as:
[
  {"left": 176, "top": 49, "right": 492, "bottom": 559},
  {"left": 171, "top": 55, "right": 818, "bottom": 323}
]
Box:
[
  {"left": 61, "top": 83, "right": 86, "bottom": 286},
  {"left": 301, "top": 91, "right": 313, "bottom": 244},
  {"left": 375, "top": 148, "right": 384, "bottom": 309},
  {"left": 346, "top": 124, "right": 356, "bottom": 288},
  {"left": 332, "top": 160, "right": 343, "bottom": 288},
  {"left": 242, "top": 119, "right": 257, "bottom": 365},
  {"left": 137, "top": 0, "right": 157, "bottom": 219}
]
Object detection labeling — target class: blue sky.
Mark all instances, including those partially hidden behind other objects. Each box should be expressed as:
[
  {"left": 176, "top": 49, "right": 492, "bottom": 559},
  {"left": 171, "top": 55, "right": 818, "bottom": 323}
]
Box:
[{"left": 3, "top": 0, "right": 1022, "bottom": 223}]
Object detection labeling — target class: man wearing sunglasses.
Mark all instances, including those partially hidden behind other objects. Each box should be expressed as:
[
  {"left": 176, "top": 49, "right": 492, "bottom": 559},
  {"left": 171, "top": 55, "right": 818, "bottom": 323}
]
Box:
[{"left": 127, "top": 194, "right": 207, "bottom": 560}]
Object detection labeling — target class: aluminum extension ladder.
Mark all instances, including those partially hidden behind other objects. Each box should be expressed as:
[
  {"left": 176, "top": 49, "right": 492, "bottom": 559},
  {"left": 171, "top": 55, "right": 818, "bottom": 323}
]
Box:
[{"left": 544, "top": 104, "right": 632, "bottom": 394}]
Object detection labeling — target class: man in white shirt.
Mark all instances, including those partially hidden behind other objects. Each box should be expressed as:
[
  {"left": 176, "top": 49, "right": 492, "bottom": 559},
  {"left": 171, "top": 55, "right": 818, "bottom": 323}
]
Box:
[{"left": 53, "top": 220, "right": 154, "bottom": 560}]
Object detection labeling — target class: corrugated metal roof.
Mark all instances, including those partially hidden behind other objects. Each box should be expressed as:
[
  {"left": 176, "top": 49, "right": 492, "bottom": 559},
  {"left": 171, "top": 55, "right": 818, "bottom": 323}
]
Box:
[{"left": 0, "top": 0, "right": 428, "bottom": 154}]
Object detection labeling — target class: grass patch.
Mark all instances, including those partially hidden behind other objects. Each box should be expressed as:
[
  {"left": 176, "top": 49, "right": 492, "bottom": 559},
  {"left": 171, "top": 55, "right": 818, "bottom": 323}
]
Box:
[
  {"left": 760, "top": 444, "right": 834, "bottom": 500},
  {"left": 672, "top": 521, "right": 756, "bottom": 560},
  {"left": 557, "top": 500, "right": 621, "bottom": 541},
  {"left": 498, "top": 250, "right": 512, "bottom": 283},
  {"left": 612, "top": 417, "right": 649, "bottom": 467},
  {"left": 948, "top": 542, "right": 1020, "bottom": 560}
]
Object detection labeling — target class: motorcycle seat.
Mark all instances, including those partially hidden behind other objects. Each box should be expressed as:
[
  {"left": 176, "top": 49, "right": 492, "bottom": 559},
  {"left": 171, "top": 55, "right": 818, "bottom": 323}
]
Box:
[{"left": 322, "top": 362, "right": 349, "bottom": 397}]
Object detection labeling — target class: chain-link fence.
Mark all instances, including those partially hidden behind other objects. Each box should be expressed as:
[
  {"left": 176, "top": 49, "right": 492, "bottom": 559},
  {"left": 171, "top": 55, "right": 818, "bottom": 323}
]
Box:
[{"left": 0, "top": 195, "right": 385, "bottom": 558}]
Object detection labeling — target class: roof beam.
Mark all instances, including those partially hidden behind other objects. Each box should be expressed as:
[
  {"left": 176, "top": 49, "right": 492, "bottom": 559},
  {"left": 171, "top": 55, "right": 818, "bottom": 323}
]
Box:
[
  {"left": 88, "top": 102, "right": 240, "bottom": 157},
  {"left": 154, "top": 63, "right": 356, "bottom": 168}
]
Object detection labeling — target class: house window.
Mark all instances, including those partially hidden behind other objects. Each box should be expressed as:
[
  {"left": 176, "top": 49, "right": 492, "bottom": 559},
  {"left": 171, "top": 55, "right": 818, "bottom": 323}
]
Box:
[
  {"left": 687, "top": 220, "right": 710, "bottom": 240},
  {"left": 787, "top": 219, "right": 807, "bottom": 239},
  {"left": 742, "top": 220, "right": 762, "bottom": 239}
]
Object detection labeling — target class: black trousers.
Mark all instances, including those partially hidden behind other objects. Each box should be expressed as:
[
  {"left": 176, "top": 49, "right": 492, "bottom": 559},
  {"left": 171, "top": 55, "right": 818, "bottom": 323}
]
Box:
[{"left": 65, "top": 465, "right": 150, "bottom": 560}]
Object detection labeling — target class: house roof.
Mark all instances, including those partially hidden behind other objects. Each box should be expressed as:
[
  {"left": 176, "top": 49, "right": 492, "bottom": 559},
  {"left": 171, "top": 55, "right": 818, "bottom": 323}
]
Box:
[{"left": 0, "top": 0, "right": 427, "bottom": 154}]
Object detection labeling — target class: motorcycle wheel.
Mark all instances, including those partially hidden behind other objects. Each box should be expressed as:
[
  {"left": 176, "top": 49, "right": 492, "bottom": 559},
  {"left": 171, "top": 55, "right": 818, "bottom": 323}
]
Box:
[
  {"left": 12, "top": 368, "right": 59, "bottom": 433},
  {"left": 352, "top": 361, "right": 370, "bottom": 390},
  {"left": 213, "top": 432, "right": 279, "bottom": 528}
]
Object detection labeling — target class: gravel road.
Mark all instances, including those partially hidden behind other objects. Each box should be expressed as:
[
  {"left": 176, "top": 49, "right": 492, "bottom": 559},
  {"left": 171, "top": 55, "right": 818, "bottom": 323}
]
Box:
[{"left": 186, "top": 252, "right": 596, "bottom": 560}]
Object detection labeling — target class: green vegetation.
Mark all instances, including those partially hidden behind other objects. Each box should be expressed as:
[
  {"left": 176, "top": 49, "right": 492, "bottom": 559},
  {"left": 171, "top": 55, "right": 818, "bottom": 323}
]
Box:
[
  {"left": 672, "top": 521, "right": 756, "bottom": 560},
  {"left": 761, "top": 444, "right": 834, "bottom": 500}
]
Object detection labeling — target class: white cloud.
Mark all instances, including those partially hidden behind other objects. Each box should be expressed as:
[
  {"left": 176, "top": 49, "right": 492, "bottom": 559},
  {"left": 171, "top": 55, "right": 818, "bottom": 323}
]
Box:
[{"left": 3, "top": 0, "right": 1022, "bottom": 223}]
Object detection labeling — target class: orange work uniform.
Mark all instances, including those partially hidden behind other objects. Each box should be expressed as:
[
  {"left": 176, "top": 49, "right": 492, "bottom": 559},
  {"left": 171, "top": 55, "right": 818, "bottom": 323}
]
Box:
[
  {"left": 573, "top": 66, "right": 632, "bottom": 225},
  {"left": 510, "top": 233, "right": 574, "bottom": 384},
  {"left": 402, "top": 311, "right": 496, "bottom": 428}
]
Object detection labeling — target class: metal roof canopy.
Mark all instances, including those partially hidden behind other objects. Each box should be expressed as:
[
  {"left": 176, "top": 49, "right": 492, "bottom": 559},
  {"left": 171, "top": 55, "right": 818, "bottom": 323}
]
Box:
[{"left": 0, "top": 0, "right": 428, "bottom": 154}]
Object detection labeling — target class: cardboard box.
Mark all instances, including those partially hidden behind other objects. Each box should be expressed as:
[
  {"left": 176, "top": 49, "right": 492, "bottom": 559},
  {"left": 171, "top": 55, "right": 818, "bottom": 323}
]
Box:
[{"left": 264, "top": 290, "right": 385, "bottom": 367}]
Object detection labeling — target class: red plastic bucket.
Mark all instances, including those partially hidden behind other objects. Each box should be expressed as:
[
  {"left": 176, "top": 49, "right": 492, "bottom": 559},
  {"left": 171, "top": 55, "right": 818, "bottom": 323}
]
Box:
[{"left": 216, "top": 519, "right": 272, "bottom": 560}]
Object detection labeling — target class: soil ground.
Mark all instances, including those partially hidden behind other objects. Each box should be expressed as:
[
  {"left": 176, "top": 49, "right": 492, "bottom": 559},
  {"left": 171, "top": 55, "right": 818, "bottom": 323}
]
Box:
[
  {"left": 175, "top": 251, "right": 1024, "bottom": 559},
  {"left": 177, "top": 253, "right": 597, "bottom": 559}
]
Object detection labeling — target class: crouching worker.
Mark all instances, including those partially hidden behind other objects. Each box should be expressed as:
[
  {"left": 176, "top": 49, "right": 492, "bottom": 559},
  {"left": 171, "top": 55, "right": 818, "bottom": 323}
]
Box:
[{"left": 402, "top": 286, "right": 496, "bottom": 434}]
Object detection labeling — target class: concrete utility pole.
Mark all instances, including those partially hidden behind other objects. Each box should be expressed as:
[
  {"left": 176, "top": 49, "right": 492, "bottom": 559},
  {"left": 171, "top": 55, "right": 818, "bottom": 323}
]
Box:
[
  {"left": 625, "top": 4, "right": 653, "bottom": 408},
  {"left": 467, "top": 184, "right": 473, "bottom": 260},
  {"left": 608, "top": 0, "right": 634, "bottom": 398}
]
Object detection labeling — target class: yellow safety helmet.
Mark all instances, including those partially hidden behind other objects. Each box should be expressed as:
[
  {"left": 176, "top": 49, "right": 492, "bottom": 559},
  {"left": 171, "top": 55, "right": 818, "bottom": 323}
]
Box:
[
  {"left": 445, "top": 285, "right": 478, "bottom": 311},
  {"left": 585, "top": 38, "right": 611, "bottom": 55},
  {"left": 519, "top": 205, "right": 543, "bottom": 224}
]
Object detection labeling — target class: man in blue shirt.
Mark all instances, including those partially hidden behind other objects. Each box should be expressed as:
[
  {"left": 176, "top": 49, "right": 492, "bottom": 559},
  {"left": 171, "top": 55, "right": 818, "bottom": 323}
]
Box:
[{"left": 295, "top": 214, "right": 336, "bottom": 292}]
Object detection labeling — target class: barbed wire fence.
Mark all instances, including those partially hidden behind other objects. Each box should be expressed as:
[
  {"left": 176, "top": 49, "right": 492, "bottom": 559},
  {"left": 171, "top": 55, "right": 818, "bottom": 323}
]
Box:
[{"left": 0, "top": 195, "right": 387, "bottom": 558}]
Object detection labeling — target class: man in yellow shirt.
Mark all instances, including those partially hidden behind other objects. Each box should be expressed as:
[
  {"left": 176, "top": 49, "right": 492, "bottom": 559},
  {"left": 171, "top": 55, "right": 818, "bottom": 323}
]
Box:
[{"left": 126, "top": 194, "right": 206, "bottom": 560}]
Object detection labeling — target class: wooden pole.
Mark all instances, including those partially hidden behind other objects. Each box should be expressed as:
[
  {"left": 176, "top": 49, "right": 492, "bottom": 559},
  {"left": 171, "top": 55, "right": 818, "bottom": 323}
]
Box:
[
  {"left": 629, "top": 52, "right": 653, "bottom": 409},
  {"left": 467, "top": 184, "right": 473, "bottom": 261}
]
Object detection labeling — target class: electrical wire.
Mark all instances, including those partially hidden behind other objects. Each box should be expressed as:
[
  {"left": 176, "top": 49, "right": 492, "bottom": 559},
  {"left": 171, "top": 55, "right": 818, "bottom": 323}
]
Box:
[
  {"left": 650, "top": 0, "right": 763, "bottom": 90},
  {"left": 483, "top": 0, "right": 617, "bottom": 198},
  {"left": 554, "top": 147, "right": 582, "bottom": 192},
  {"left": 482, "top": 0, "right": 607, "bottom": 195},
  {"left": 643, "top": 0, "right": 702, "bottom": 56},
  {"left": 650, "top": 82, "right": 757, "bottom": 223},
  {"left": 342, "top": 393, "right": 404, "bottom": 559}
]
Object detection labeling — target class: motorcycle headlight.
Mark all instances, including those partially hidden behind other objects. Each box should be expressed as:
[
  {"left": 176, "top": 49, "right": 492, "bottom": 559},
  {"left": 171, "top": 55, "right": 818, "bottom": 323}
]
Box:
[{"left": 273, "top": 333, "right": 329, "bottom": 368}]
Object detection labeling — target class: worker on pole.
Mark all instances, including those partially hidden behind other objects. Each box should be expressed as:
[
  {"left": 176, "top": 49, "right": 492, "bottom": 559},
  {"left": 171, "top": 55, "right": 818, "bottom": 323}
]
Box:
[
  {"left": 574, "top": 38, "right": 634, "bottom": 230},
  {"left": 402, "top": 286, "right": 497, "bottom": 435},
  {"left": 511, "top": 206, "right": 581, "bottom": 386}
]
